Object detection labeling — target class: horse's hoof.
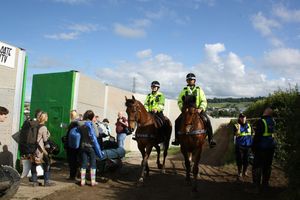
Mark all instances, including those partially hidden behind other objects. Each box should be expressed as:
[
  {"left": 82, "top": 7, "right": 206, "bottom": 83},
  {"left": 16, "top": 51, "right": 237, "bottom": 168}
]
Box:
[
  {"left": 161, "top": 169, "right": 166, "bottom": 174},
  {"left": 136, "top": 178, "right": 144, "bottom": 187}
]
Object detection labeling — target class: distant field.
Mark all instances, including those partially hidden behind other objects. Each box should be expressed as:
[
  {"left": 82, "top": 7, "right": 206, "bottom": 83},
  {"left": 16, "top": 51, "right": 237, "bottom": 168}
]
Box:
[{"left": 208, "top": 101, "right": 253, "bottom": 109}]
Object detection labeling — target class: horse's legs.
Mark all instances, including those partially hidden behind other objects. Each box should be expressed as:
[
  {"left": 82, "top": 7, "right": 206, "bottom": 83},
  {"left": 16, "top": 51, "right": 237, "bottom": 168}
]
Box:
[
  {"left": 191, "top": 150, "right": 202, "bottom": 192},
  {"left": 181, "top": 147, "right": 191, "bottom": 183},
  {"left": 161, "top": 140, "right": 170, "bottom": 174},
  {"left": 154, "top": 144, "right": 162, "bottom": 169},
  {"left": 138, "top": 144, "right": 146, "bottom": 184},
  {"left": 138, "top": 144, "right": 153, "bottom": 184}
]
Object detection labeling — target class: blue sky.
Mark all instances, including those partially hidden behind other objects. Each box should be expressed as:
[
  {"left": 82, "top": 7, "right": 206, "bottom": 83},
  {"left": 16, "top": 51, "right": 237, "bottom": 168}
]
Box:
[{"left": 1, "top": 0, "right": 300, "bottom": 100}]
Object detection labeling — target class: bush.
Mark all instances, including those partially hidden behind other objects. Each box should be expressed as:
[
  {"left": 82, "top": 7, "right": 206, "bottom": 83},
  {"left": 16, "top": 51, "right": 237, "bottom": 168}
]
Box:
[{"left": 244, "top": 86, "right": 300, "bottom": 199}]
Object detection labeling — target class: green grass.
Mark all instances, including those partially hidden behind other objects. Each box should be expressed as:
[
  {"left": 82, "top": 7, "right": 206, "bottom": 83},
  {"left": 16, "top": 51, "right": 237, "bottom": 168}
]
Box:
[{"left": 167, "top": 146, "right": 181, "bottom": 155}]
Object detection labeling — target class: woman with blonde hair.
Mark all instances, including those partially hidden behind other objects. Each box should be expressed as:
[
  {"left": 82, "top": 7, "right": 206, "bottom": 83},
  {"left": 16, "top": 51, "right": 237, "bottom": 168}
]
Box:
[{"left": 31, "top": 112, "right": 55, "bottom": 187}]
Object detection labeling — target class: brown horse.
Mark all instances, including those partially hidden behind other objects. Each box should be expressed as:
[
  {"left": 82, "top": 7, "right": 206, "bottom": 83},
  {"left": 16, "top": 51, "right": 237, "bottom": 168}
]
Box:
[
  {"left": 125, "top": 95, "right": 172, "bottom": 185},
  {"left": 178, "top": 95, "right": 207, "bottom": 192}
]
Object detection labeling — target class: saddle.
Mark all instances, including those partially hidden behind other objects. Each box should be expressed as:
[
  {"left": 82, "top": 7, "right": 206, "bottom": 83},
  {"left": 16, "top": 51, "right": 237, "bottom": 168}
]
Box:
[{"left": 153, "top": 114, "right": 165, "bottom": 128}]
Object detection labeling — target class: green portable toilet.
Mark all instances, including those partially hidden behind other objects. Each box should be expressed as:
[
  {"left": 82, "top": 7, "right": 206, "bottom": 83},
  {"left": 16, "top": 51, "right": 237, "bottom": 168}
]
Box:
[{"left": 30, "top": 71, "right": 106, "bottom": 158}]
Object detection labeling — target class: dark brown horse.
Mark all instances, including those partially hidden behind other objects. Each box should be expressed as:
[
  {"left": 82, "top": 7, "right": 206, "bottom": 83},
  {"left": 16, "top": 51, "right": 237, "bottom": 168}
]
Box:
[
  {"left": 178, "top": 95, "right": 207, "bottom": 192},
  {"left": 125, "top": 96, "right": 172, "bottom": 185}
]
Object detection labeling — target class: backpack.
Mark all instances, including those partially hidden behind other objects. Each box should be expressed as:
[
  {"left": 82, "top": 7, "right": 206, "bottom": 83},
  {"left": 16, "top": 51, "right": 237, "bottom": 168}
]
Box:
[
  {"left": 68, "top": 127, "right": 81, "bottom": 149},
  {"left": 19, "top": 119, "right": 40, "bottom": 155}
]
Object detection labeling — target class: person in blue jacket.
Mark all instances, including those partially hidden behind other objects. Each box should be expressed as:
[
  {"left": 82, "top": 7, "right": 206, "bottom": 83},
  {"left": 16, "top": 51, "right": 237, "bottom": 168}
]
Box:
[
  {"left": 233, "top": 113, "right": 253, "bottom": 180},
  {"left": 252, "top": 107, "right": 276, "bottom": 192}
]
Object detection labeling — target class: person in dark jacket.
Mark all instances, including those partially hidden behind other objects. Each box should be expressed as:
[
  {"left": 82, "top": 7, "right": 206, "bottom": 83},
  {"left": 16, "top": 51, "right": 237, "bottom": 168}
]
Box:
[
  {"left": 252, "top": 107, "right": 276, "bottom": 192},
  {"left": 65, "top": 110, "right": 80, "bottom": 181},
  {"left": 233, "top": 113, "right": 253, "bottom": 180},
  {"left": 78, "top": 110, "right": 99, "bottom": 186}
]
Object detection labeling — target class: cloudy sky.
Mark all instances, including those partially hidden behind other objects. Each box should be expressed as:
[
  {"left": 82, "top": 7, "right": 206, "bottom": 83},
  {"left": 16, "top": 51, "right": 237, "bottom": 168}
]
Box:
[{"left": 2, "top": 0, "right": 300, "bottom": 100}]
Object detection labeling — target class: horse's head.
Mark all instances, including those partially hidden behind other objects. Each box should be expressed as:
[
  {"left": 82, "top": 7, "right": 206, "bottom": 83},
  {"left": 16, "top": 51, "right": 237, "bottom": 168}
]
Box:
[
  {"left": 181, "top": 95, "right": 205, "bottom": 133},
  {"left": 125, "top": 95, "right": 141, "bottom": 132}
]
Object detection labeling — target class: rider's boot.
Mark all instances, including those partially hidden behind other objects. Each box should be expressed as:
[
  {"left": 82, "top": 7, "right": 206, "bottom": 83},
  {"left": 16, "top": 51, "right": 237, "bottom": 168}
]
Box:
[{"left": 200, "top": 112, "right": 216, "bottom": 148}]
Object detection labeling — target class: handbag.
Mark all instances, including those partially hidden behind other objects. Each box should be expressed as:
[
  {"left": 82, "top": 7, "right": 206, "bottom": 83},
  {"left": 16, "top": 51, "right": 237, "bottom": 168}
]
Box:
[
  {"left": 44, "top": 140, "right": 60, "bottom": 155},
  {"left": 124, "top": 127, "right": 132, "bottom": 135}
]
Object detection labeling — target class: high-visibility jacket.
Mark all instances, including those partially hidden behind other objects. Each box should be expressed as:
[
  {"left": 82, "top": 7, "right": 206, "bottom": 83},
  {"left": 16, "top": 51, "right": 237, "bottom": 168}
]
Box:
[
  {"left": 253, "top": 116, "right": 276, "bottom": 149},
  {"left": 144, "top": 91, "right": 165, "bottom": 112},
  {"left": 235, "top": 122, "right": 253, "bottom": 146},
  {"left": 262, "top": 118, "right": 274, "bottom": 137},
  {"left": 235, "top": 123, "right": 252, "bottom": 136},
  {"left": 177, "top": 85, "right": 207, "bottom": 111}
]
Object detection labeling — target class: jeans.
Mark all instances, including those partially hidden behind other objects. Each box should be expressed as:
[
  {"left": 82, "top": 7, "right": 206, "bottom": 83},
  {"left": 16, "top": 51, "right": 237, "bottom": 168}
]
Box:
[
  {"left": 117, "top": 133, "right": 126, "bottom": 148},
  {"left": 80, "top": 147, "right": 96, "bottom": 169},
  {"left": 31, "top": 156, "right": 51, "bottom": 183}
]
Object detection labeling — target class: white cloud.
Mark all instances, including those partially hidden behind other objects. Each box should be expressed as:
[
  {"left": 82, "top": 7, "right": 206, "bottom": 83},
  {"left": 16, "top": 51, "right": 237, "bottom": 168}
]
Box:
[
  {"left": 44, "top": 32, "right": 79, "bottom": 40},
  {"left": 52, "top": 0, "right": 91, "bottom": 5},
  {"left": 263, "top": 48, "right": 300, "bottom": 79},
  {"left": 95, "top": 44, "right": 296, "bottom": 98},
  {"left": 194, "top": 0, "right": 216, "bottom": 7},
  {"left": 68, "top": 23, "right": 99, "bottom": 32},
  {"left": 132, "top": 19, "right": 151, "bottom": 28},
  {"left": 136, "top": 49, "right": 152, "bottom": 59},
  {"left": 113, "top": 23, "right": 146, "bottom": 38},
  {"left": 204, "top": 43, "right": 225, "bottom": 64},
  {"left": 44, "top": 23, "right": 99, "bottom": 40},
  {"left": 251, "top": 12, "right": 283, "bottom": 47},
  {"left": 145, "top": 7, "right": 190, "bottom": 25},
  {"left": 251, "top": 12, "right": 280, "bottom": 36},
  {"left": 273, "top": 5, "right": 300, "bottom": 23}
]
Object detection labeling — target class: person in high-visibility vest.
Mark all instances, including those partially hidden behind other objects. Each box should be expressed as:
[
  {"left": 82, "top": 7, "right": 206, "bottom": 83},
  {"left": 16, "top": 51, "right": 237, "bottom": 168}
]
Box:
[
  {"left": 172, "top": 73, "right": 216, "bottom": 148},
  {"left": 233, "top": 113, "right": 253, "bottom": 180},
  {"left": 252, "top": 107, "right": 276, "bottom": 192},
  {"left": 144, "top": 81, "right": 166, "bottom": 127}
]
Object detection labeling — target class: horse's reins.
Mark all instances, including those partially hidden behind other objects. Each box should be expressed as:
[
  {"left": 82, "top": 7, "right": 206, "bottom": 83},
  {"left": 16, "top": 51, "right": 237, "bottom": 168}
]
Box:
[
  {"left": 127, "top": 102, "right": 157, "bottom": 139},
  {"left": 179, "top": 108, "right": 206, "bottom": 135}
]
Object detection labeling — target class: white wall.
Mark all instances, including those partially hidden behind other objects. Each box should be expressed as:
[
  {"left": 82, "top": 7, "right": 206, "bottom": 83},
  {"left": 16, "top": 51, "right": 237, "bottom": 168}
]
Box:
[{"left": 0, "top": 41, "right": 26, "bottom": 165}]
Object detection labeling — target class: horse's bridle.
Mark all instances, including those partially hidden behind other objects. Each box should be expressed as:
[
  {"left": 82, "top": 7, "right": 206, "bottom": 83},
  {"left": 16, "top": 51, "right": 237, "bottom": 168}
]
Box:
[{"left": 127, "top": 103, "right": 140, "bottom": 125}]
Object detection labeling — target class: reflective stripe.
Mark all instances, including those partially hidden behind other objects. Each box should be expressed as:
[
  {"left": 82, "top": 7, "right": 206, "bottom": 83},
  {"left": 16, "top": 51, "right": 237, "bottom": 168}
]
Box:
[
  {"left": 236, "top": 123, "right": 252, "bottom": 136},
  {"left": 262, "top": 119, "right": 273, "bottom": 137},
  {"left": 178, "top": 129, "right": 206, "bottom": 135}
]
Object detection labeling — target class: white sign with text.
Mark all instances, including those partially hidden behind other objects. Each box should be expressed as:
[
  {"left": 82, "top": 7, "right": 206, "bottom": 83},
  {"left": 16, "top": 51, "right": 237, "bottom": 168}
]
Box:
[{"left": 0, "top": 41, "right": 16, "bottom": 68}]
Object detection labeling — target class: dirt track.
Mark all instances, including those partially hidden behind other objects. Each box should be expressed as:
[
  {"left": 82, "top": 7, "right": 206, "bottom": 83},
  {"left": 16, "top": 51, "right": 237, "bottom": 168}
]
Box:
[{"left": 42, "top": 124, "right": 288, "bottom": 200}]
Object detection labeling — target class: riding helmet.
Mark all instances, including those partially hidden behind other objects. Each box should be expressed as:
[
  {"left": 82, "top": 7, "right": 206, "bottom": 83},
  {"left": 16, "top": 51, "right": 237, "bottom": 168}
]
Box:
[
  {"left": 186, "top": 73, "right": 196, "bottom": 80},
  {"left": 151, "top": 81, "right": 160, "bottom": 88}
]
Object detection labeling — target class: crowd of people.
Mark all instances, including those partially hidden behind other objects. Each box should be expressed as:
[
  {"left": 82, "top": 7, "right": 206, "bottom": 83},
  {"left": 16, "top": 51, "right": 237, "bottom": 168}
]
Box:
[{"left": 0, "top": 72, "right": 277, "bottom": 193}]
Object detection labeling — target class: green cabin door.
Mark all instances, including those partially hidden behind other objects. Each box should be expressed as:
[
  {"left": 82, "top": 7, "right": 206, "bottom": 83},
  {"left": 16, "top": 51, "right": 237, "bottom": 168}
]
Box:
[{"left": 30, "top": 71, "right": 77, "bottom": 158}]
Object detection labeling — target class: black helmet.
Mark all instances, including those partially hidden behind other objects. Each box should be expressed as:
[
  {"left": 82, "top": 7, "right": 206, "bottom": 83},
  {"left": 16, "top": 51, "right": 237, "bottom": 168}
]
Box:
[
  {"left": 186, "top": 73, "right": 196, "bottom": 80},
  {"left": 151, "top": 81, "right": 160, "bottom": 88}
]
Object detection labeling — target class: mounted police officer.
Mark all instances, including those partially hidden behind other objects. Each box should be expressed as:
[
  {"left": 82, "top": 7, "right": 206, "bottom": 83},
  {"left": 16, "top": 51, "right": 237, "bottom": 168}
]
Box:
[
  {"left": 234, "top": 113, "right": 253, "bottom": 179},
  {"left": 172, "top": 73, "right": 216, "bottom": 148},
  {"left": 144, "top": 81, "right": 166, "bottom": 127},
  {"left": 251, "top": 107, "right": 276, "bottom": 192}
]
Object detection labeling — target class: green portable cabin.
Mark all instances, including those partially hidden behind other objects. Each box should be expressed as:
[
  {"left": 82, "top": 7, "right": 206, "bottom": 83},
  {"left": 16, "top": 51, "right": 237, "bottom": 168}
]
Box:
[
  {"left": 30, "top": 71, "right": 106, "bottom": 158},
  {"left": 0, "top": 40, "right": 27, "bottom": 167}
]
